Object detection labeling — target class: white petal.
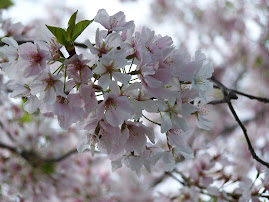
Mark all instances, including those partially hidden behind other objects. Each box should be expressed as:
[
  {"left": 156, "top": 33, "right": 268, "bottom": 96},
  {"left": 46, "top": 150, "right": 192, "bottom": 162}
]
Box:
[
  {"left": 112, "top": 72, "right": 131, "bottom": 85},
  {"left": 105, "top": 108, "right": 121, "bottom": 127},
  {"left": 77, "top": 135, "right": 90, "bottom": 153},
  {"left": 111, "top": 158, "right": 122, "bottom": 172},
  {"left": 94, "top": 9, "right": 110, "bottom": 29},
  {"left": 161, "top": 113, "right": 172, "bottom": 133},
  {"left": 24, "top": 96, "right": 39, "bottom": 114},
  {"left": 42, "top": 87, "right": 56, "bottom": 104},
  {"left": 84, "top": 39, "right": 99, "bottom": 54},
  {"left": 98, "top": 74, "right": 111, "bottom": 90},
  {"left": 10, "top": 86, "right": 28, "bottom": 98},
  {"left": 30, "top": 82, "right": 46, "bottom": 95},
  {"left": 175, "top": 146, "right": 194, "bottom": 160},
  {"left": 2, "top": 37, "right": 18, "bottom": 48}
]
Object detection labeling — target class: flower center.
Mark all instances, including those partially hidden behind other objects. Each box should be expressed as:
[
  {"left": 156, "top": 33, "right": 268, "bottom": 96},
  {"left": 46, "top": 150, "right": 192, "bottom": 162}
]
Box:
[{"left": 30, "top": 52, "right": 42, "bottom": 64}]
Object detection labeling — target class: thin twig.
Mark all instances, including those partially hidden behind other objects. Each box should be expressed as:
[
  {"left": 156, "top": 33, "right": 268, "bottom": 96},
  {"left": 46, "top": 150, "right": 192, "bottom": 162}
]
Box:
[
  {"left": 232, "top": 89, "right": 269, "bottom": 103},
  {"left": 45, "top": 149, "right": 77, "bottom": 162},
  {"left": 208, "top": 91, "right": 238, "bottom": 105},
  {"left": 0, "top": 40, "right": 87, "bottom": 48},
  {"left": 226, "top": 101, "right": 269, "bottom": 168},
  {"left": 142, "top": 114, "right": 161, "bottom": 126},
  {"left": 0, "top": 139, "right": 78, "bottom": 165},
  {"left": 211, "top": 78, "right": 269, "bottom": 104},
  {"left": 210, "top": 76, "right": 269, "bottom": 168},
  {"left": 0, "top": 141, "right": 19, "bottom": 155}
]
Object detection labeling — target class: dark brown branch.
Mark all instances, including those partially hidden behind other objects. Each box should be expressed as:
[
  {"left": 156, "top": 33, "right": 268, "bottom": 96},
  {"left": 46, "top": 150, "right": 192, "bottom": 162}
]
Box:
[
  {"left": 173, "top": 169, "right": 236, "bottom": 201},
  {"left": 0, "top": 139, "right": 78, "bottom": 165},
  {"left": 0, "top": 40, "right": 87, "bottom": 48},
  {"left": 0, "top": 141, "right": 20, "bottom": 155},
  {"left": 208, "top": 91, "right": 238, "bottom": 105},
  {"left": 226, "top": 101, "right": 269, "bottom": 168},
  {"left": 210, "top": 76, "right": 269, "bottom": 168},
  {"left": 232, "top": 89, "right": 269, "bottom": 103},
  {"left": 45, "top": 149, "right": 77, "bottom": 162},
  {"left": 0, "top": 141, "right": 40, "bottom": 166},
  {"left": 128, "top": 70, "right": 141, "bottom": 75},
  {"left": 212, "top": 78, "right": 269, "bottom": 104}
]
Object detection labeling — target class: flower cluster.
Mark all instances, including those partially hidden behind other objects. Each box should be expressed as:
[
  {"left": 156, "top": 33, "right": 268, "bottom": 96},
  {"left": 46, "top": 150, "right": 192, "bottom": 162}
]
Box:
[
  {"left": 0, "top": 95, "right": 155, "bottom": 201},
  {"left": 0, "top": 9, "right": 213, "bottom": 175}
]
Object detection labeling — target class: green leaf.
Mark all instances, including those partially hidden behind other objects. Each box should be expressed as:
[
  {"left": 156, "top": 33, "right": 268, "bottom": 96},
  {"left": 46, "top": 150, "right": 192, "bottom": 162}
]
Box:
[
  {"left": 67, "top": 10, "right": 78, "bottom": 40},
  {"left": 19, "top": 112, "right": 32, "bottom": 123},
  {"left": 71, "top": 20, "right": 93, "bottom": 41},
  {"left": 68, "top": 10, "right": 78, "bottom": 27},
  {"left": 254, "top": 56, "right": 262, "bottom": 68},
  {"left": 46, "top": 25, "right": 67, "bottom": 45},
  {"left": 41, "top": 162, "right": 55, "bottom": 174},
  {"left": 0, "top": 0, "right": 13, "bottom": 9},
  {"left": 67, "top": 25, "right": 75, "bottom": 41},
  {"left": 225, "top": 1, "right": 234, "bottom": 8}
]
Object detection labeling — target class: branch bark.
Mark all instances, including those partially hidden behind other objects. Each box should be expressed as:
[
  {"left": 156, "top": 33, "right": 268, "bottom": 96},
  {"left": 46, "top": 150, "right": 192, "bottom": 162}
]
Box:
[
  {"left": 210, "top": 76, "right": 269, "bottom": 168},
  {"left": 0, "top": 140, "right": 78, "bottom": 165}
]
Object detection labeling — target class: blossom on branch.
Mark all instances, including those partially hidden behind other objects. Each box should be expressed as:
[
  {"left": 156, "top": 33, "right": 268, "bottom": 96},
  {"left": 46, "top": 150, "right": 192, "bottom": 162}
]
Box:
[
  {"left": 0, "top": 9, "right": 215, "bottom": 176},
  {"left": 18, "top": 41, "right": 49, "bottom": 78}
]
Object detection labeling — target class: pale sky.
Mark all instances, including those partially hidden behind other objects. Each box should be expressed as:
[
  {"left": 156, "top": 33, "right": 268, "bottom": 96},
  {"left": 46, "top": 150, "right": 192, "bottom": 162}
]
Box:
[
  {"left": 3, "top": 0, "right": 150, "bottom": 27},
  {"left": 2, "top": 0, "right": 184, "bottom": 46}
]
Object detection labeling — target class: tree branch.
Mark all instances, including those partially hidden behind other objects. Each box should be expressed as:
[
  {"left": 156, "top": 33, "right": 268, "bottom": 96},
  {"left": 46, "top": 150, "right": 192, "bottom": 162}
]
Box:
[
  {"left": 0, "top": 139, "right": 78, "bottom": 166},
  {"left": 45, "top": 149, "right": 78, "bottom": 162},
  {"left": 0, "top": 141, "right": 20, "bottom": 155},
  {"left": 226, "top": 101, "right": 269, "bottom": 168},
  {"left": 210, "top": 76, "right": 269, "bottom": 168},
  {"left": 212, "top": 79, "right": 269, "bottom": 104},
  {"left": 0, "top": 40, "right": 87, "bottom": 48},
  {"left": 208, "top": 91, "right": 238, "bottom": 105},
  {"left": 232, "top": 89, "right": 269, "bottom": 103}
]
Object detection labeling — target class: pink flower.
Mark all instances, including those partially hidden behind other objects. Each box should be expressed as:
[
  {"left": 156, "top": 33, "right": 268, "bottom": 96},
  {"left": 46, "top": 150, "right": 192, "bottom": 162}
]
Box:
[
  {"left": 167, "top": 129, "right": 194, "bottom": 160},
  {"left": 78, "top": 83, "right": 98, "bottom": 113},
  {"left": 30, "top": 70, "right": 65, "bottom": 104},
  {"left": 158, "top": 97, "right": 197, "bottom": 133},
  {"left": 18, "top": 41, "right": 49, "bottom": 77},
  {"left": 123, "top": 83, "right": 159, "bottom": 119},
  {"left": 137, "top": 56, "right": 174, "bottom": 98},
  {"left": 191, "top": 51, "right": 214, "bottom": 101},
  {"left": 94, "top": 9, "right": 134, "bottom": 32},
  {"left": 123, "top": 121, "right": 155, "bottom": 154},
  {"left": 47, "top": 37, "right": 62, "bottom": 60},
  {"left": 96, "top": 91, "right": 133, "bottom": 127},
  {"left": 85, "top": 28, "right": 123, "bottom": 57},
  {"left": 51, "top": 94, "right": 84, "bottom": 128},
  {"left": 94, "top": 50, "right": 131, "bottom": 89},
  {"left": 10, "top": 83, "right": 40, "bottom": 114},
  {"left": 79, "top": 118, "right": 122, "bottom": 156},
  {"left": 65, "top": 54, "right": 92, "bottom": 83},
  {"left": 134, "top": 27, "right": 172, "bottom": 60},
  {"left": 0, "top": 37, "right": 20, "bottom": 79}
]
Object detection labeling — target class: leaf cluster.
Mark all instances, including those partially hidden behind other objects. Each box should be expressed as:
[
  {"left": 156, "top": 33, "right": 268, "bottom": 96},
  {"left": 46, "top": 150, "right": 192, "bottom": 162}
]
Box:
[{"left": 46, "top": 11, "right": 93, "bottom": 48}]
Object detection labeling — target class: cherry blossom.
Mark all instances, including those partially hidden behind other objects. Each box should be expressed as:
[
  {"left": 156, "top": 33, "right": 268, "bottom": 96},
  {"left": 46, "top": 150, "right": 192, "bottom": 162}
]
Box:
[
  {"left": 18, "top": 41, "right": 49, "bottom": 77},
  {"left": 94, "top": 9, "right": 135, "bottom": 32},
  {"left": 85, "top": 28, "right": 123, "bottom": 57},
  {"left": 94, "top": 49, "right": 131, "bottom": 89},
  {"left": 96, "top": 90, "right": 133, "bottom": 127},
  {"left": 0, "top": 8, "right": 216, "bottom": 179},
  {"left": 65, "top": 54, "right": 92, "bottom": 83},
  {"left": 0, "top": 37, "right": 20, "bottom": 79},
  {"left": 30, "top": 70, "right": 65, "bottom": 104},
  {"left": 0, "top": 2, "right": 268, "bottom": 201},
  {"left": 9, "top": 83, "right": 40, "bottom": 114}
]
